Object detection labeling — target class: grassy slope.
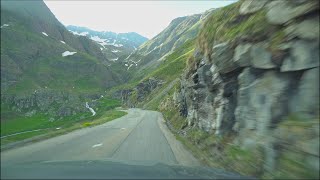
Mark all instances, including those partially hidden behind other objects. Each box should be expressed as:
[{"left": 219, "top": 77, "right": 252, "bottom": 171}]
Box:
[
  {"left": 107, "top": 39, "right": 195, "bottom": 98},
  {"left": 1, "top": 110, "right": 127, "bottom": 146},
  {"left": 143, "top": 39, "right": 195, "bottom": 82},
  {"left": 1, "top": 26, "right": 111, "bottom": 95},
  {"left": 1, "top": 1, "right": 126, "bottom": 147},
  {"left": 197, "top": 1, "right": 286, "bottom": 57},
  {"left": 1, "top": 7, "right": 120, "bottom": 96},
  {"left": 123, "top": 13, "right": 202, "bottom": 81},
  {"left": 106, "top": 39, "right": 195, "bottom": 109},
  {"left": 1, "top": 97, "right": 126, "bottom": 145}
]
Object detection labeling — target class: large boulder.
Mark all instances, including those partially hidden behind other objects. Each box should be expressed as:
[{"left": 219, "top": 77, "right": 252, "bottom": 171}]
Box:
[
  {"left": 196, "top": 64, "right": 212, "bottom": 85},
  {"left": 234, "top": 68, "right": 257, "bottom": 131},
  {"left": 266, "top": 0, "right": 319, "bottom": 25},
  {"left": 235, "top": 69, "right": 293, "bottom": 135},
  {"left": 288, "top": 67, "right": 319, "bottom": 118},
  {"left": 209, "top": 64, "right": 223, "bottom": 91},
  {"left": 234, "top": 43, "right": 252, "bottom": 67},
  {"left": 281, "top": 40, "right": 319, "bottom": 72},
  {"left": 211, "top": 42, "right": 238, "bottom": 74},
  {"left": 196, "top": 89, "right": 215, "bottom": 132},
  {"left": 239, "top": 0, "right": 268, "bottom": 15},
  {"left": 250, "top": 43, "right": 276, "bottom": 69},
  {"left": 284, "top": 16, "right": 320, "bottom": 40}
]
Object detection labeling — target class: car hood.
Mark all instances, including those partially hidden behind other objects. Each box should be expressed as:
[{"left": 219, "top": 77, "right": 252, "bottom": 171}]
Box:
[{"left": 2, "top": 159, "right": 254, "bottom": 179}]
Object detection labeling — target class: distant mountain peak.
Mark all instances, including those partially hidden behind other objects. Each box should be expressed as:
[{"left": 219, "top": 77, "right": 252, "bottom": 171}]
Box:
[{"left": 65, "top": 25, "right": 148, "bottom": 66}]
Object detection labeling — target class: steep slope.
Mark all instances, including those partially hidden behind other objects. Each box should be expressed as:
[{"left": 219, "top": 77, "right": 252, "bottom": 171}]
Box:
[
  {"left": 66, "top": 25, "right": 148, "bottom": 63},
  {"left": 109, "top": 39, "right": 195, "bottom": 108},
  {"left": 1, "top": 0, "right": 124, "bottom": 117},
  {"left": 112, "top": 0, "right": 319, "bottom": 179},
  {"left": 121, "top": 9, "right": 214, "bottom": 80}
]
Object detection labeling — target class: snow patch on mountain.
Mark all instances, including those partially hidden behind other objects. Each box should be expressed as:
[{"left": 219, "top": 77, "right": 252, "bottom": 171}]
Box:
[
  {"left": 110, "top": 57, "right": 119, "bottom": 62},
  {"left": 113, "top": 44, "right": 123, "bottom": 47},
  {"left": 127, "top": 64, "right": 133, "bottom": 70},
  {"left": 90, "top": 36, "right": 109, "bottom": 46},
  {"left": 62, "top": 51, "right": 77, "bottom": 57},
  {"left": 148, "top": 43, "right": 164, "bottom": 53},
  {"left": 1, "top": 24, "right": 9, "bottom": 28},
  {"left": 90, "top": 36, "right": 107, "bottom": 43},
  {"left": 125, "top": 53, "right": 134, "bottom": 60},
  {"left": 69, "top": 30, "right": 88, "bottom": 36},
  {"left": 128, "top": 59, "right": 140, "bottom": 67},
  {"left": 42, "top": 32, "right": 48, "bottom": 36}
]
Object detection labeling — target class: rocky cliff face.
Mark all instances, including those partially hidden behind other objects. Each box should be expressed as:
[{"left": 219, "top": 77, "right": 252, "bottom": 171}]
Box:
[
  {"left": 112, "top": 78, "right": 164, "bottom": 108},
  {"left": 1, "top": 90, "right": 104, "bottom": 118},
  {"left": 159, "top": 0, "right": 319, "bottom": 178}
]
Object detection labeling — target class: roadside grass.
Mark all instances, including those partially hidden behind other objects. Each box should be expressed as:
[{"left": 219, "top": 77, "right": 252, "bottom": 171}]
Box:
[
  {"left": 1, "top": 97, "right": 120, "bottom": 136},
  {"left": 0, "top": 129, "right": 51, "bottom": 146},
  {"left": 1, "top": 110, "right": 127, "bottom": 147},
  {"left": 1, "top": 97, "right": 127, "bottom": 147},
  {"left": 1, "top": 112, "right": 90, "bottom": 136}
]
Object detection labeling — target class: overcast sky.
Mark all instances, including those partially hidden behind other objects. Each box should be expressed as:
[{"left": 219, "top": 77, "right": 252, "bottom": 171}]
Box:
[{"left": 44, "top": 1, "right": 237, "bottom": 39}]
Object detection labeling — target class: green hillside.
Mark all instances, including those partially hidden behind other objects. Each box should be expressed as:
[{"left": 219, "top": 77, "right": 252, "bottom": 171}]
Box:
[
  {"left": 122, "top": 9, "right": 214, "bottom": 78},
  {"left": 1, "top": 1, "right": 123, "bottom": 96},
  {"left": 0, "top": 0, "right": 128, "bottom": 136}
]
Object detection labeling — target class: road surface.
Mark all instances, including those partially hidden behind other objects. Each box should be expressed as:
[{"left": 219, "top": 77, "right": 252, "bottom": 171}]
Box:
[{"left": 1, "top": 109, "right": 199, "bottom": 167}]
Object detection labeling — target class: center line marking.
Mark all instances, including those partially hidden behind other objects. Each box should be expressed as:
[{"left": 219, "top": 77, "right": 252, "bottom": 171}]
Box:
[{"left": 92, "top": 143, "right": 103, "bottom": 148}]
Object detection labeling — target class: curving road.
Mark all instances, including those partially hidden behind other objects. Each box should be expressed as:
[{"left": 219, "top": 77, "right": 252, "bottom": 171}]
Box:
[
  {"left": 1, "top": 109, "right": 200, "bottom": 167},
  {"left": 1, "top": 109, "right": 252, "bottom": 179}
]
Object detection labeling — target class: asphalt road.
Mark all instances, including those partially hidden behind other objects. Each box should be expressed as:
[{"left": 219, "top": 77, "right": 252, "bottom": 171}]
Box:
[{"left": 1, "top": 109, "right": 199, "bottom": 167}]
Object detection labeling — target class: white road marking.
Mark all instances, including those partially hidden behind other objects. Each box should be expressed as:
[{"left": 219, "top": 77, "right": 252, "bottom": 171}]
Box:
[
  {"left": 92, "top": 143, "right": 103, "bottom": 148},
  {"left": 121, "top": 128, "right": 126, "bottom": 130}
]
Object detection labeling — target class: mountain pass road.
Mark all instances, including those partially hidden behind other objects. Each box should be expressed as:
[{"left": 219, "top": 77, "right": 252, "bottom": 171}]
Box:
[{"left": 1, "top": 109, "right": 199, "bottom": 167}]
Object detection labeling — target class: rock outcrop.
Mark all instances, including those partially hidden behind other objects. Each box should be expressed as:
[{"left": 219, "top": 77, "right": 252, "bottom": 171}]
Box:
[
  {"left": 112, "top": 78, "right": 164, "bottom": 107},
  {"left": 162, "top": 0, "right": 319, "bottom": 178},
  {"left": 1, "top": 89, "right": 94, "bottom": 118}
]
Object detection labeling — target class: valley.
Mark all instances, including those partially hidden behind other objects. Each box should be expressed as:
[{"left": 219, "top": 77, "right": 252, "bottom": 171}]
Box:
[{"left": 1, "top": 0, "right": 319, "bottom": 179}]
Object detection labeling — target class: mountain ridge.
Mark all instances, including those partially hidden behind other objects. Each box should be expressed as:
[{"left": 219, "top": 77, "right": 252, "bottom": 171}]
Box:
[{"left": 66, "top": 25, "right": 148, "bottom": 63}]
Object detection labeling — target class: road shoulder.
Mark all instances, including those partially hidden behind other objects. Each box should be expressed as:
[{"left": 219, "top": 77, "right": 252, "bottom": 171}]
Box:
[{"left": 157, "top": 112, "right": 201, "bottom": 167}]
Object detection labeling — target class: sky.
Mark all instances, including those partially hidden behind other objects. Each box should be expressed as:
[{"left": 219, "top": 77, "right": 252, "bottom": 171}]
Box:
[{"left": 44, "top": 1, "right": 237, "bottom": 39}]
